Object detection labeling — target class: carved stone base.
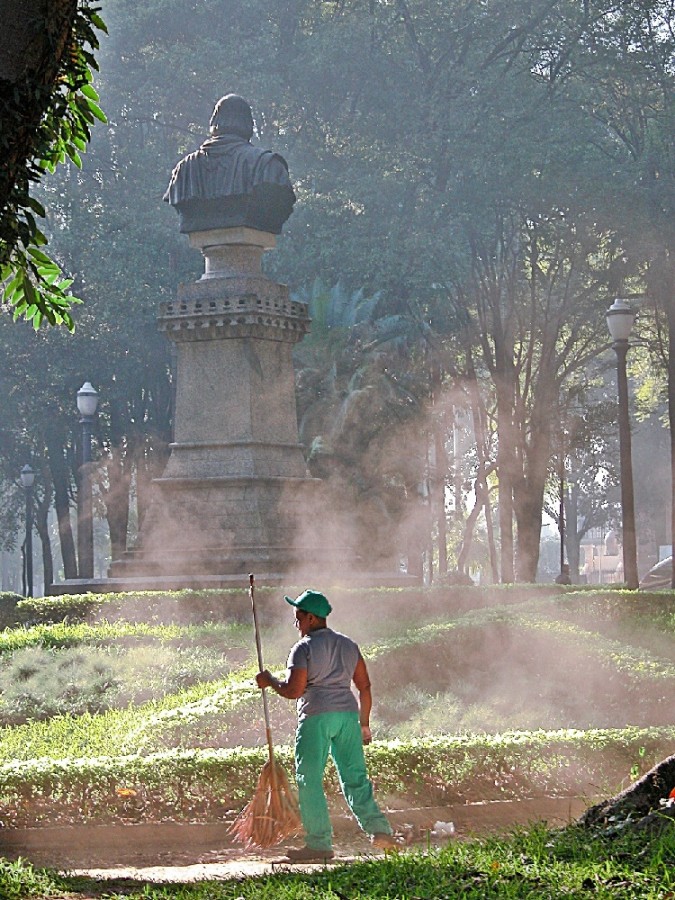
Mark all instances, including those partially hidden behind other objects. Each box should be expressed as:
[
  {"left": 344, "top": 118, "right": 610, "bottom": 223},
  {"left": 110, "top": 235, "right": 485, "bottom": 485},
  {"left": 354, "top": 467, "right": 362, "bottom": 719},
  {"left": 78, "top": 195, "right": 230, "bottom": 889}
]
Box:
[
  {"left": 60, "top": 227, "right": 410, "bottom": 593},
  {"left": 103, "top": 228, "right": 354, "bottom": 587},
  {"left": 108, "top": 473, "right": 338, "bottom": 580}
]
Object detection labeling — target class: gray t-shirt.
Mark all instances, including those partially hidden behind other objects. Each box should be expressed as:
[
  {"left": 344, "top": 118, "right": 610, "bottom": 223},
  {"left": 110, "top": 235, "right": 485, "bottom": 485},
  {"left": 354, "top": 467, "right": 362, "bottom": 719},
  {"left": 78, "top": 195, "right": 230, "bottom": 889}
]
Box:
[{"left": 287, "top": 627, "right": 361, "bottom": 720}]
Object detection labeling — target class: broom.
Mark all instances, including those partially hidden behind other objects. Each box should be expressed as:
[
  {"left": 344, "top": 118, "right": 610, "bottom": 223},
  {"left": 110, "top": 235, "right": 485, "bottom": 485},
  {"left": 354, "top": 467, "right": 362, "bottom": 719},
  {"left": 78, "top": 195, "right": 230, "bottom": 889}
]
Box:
[{"left": 228, "top": 574, "right": 302, "bottom": 849}]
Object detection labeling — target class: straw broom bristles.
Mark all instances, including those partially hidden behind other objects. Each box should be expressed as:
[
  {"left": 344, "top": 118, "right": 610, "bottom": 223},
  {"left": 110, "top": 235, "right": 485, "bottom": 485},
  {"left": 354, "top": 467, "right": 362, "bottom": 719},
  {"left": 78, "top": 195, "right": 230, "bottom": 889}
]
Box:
[
  {"left": 228, "top": 574, "right": 303, "bottom": 849},
  {"left": 229, "top": 757, "right": 302, "bottom": 848}
]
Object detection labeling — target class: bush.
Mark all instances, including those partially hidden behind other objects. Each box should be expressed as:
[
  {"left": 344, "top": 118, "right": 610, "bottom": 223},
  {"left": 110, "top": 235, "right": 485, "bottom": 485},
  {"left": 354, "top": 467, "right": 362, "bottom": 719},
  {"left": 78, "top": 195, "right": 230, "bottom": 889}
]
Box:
[
  {"left": 0, "top": 633, "right": 243, "bottom": 726},
  {"left": 6, "top": 583, "right": 600, "bottom": 630},
  {"left": 0, "top": 727, "right": 671, "bottom": 828},
  {"left": 0, "top": 593, "right": 24, "bottom": 629}
]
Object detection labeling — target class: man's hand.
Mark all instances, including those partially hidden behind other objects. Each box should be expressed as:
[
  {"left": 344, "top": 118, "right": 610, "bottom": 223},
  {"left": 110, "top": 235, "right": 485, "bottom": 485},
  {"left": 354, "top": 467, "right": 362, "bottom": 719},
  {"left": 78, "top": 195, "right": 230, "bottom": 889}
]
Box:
[
  {"left": 256, "top": 670, "right": 273, "bottom": 689},
  {"left": 255, "top": 667, "right": 307, "bottom": 698},
  {"left": 361, "top": 725, "right": 372, "bottom": 745}
]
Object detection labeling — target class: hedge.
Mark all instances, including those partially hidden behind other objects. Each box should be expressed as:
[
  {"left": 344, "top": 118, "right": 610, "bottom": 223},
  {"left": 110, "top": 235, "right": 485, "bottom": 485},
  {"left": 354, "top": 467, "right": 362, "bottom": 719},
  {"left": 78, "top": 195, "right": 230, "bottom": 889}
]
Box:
[
  {"left": 0, "top": 727, "right": 672, "bottom": 828},
  {"left": 0, "top": 584, "right": 596, "bottom": 630}
]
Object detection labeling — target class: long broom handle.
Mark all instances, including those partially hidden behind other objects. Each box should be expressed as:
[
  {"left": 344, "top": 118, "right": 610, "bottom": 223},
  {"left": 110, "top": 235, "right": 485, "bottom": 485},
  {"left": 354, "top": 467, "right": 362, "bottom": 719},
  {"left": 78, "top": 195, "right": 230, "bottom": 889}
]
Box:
[{"left": 249, "top": 574, "right": 276, "bottom": 769}]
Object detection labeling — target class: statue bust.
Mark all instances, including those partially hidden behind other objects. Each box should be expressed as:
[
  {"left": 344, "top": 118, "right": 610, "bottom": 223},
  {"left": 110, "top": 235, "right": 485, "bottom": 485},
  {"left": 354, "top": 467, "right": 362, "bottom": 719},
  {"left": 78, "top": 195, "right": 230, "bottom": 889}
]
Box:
[{"left": 164, "top": 94, "right": 296, "bottom": 235}]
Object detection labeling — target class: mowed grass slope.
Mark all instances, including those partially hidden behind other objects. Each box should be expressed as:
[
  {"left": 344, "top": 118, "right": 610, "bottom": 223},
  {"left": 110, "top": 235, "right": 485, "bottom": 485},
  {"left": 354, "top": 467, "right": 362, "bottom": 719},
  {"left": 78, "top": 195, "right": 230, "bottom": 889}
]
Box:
[
  {"left": 0, "top": 587, "right": 673, "bottom": 826},
  {"left": 0, "top": 589, "right": 672, "bottom": 756}
]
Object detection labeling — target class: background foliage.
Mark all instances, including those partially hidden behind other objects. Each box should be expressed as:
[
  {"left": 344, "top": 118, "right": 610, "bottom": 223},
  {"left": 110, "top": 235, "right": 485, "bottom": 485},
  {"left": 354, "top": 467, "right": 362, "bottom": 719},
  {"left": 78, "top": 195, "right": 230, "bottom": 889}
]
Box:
[{"left": 1, "top": 0, "right": 674, "bottom": 588}]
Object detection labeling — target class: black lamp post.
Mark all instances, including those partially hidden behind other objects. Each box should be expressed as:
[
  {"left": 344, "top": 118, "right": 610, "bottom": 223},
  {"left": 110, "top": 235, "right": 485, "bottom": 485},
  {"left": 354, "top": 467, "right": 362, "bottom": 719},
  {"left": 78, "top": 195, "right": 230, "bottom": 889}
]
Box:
[
  {"left": 76, "top": 381, "right": 99, "bottom": 580},
  {"left": 606, "top": 299, "right": 639, "bottom": 590},
  {"left": 20, "top": 463, "right": 35, "bottom": 597}
]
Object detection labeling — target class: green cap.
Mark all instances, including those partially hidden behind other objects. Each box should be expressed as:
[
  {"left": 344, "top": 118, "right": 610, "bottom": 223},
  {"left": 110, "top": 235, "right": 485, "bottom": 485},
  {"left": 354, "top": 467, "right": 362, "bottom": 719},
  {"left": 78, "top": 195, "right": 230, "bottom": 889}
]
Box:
[{"left": 284, "top": 589, "right": 332, "bottom": 618}]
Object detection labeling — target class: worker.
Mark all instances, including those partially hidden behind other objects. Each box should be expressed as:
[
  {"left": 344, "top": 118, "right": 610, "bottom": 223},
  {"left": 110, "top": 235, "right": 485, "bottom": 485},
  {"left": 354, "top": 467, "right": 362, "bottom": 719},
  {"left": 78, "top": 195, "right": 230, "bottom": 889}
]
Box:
[{"left": 256, "top": 589, "right": 396, "bottom": 861}]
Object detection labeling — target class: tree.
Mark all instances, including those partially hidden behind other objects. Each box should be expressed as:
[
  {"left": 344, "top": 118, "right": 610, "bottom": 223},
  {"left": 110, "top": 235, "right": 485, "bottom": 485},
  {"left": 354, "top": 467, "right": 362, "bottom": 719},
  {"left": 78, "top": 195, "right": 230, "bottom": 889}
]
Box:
[
  {"left": 0, "top": 0, "right": 106, "bottom": 328},
  {"left": 293, "top": 281, "right": 434, "bottom": 572},
  {"left": 4, "top": 0, "right": 673, "bottom": 587}
]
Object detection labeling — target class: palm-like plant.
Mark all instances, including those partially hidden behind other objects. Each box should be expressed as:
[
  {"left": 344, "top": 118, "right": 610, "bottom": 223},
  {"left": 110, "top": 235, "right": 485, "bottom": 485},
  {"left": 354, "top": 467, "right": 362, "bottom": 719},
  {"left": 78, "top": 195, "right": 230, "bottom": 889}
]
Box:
[{"left": 292, "top": 281, "right": 431, "bottom": 566}]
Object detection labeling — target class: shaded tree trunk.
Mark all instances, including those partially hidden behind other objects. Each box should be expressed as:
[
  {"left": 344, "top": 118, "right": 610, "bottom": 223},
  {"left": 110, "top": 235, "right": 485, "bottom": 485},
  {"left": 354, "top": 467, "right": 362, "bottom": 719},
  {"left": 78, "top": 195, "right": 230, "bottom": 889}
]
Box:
[
  {"left": 513, "top": 415, "right": 552, "bottom": 582},
  {"left": 581, "top": 754, "right": 675, "bottom": 829},
  {"left": 460, "top": 349, "right": 499, "bottom": 582},
  {"left": 33, "top": 471, "right": 54, "bottom": 594},
  {"left": 104, "top": 399, "right": 131, "bottom": 561},
  {"left": 0, "top": 0, "right": 78, "bottom": 238},
  {"left": 431, "top": 360, "right": 448, "bottom": 580},
  {"left": 495, "top": 379, "right": 516, "bottom": 582},
  {"left": 647, "top": 250, "right": 675, "bottom": 587},
  {"left": 45, "top": 430, "right": 77, "bottom": 579},
  {"left": 665, "top": 257, "right": 675, "bottom": 590}
]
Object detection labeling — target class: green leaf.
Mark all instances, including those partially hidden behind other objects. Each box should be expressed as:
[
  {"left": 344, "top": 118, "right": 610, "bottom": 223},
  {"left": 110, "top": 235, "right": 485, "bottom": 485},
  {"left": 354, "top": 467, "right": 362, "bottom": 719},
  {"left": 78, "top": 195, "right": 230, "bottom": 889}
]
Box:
[
  {"left": 27, "top": 197, "right": 46, "bottom": 217},
  {"left": 85, "top": 98, "right": 107, "bottom": 123},
  {"left": 80, "top": 83, "right": 100, "bottom": 102},
  {"left": 90, "top": 12, "right": 108, "bottom": 32},
  {"left": 4, "top": 273, "right": 23, "bottom": 299},
  {"left": 22, "top": 275, "right": 37, "bottom": 307},
  {"left": 67, "top": 147, "right": 83, "bottom": 168},
  {"left": 27, "top": 248, "right": 53, "bottom": 266}
]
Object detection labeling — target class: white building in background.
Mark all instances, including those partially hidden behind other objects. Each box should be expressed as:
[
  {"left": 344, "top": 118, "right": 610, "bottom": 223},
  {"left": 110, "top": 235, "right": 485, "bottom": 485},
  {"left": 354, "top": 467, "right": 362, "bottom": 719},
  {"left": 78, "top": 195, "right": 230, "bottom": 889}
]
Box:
[{"left": 580, "top": 529, "right": 622, "bottom": 584}]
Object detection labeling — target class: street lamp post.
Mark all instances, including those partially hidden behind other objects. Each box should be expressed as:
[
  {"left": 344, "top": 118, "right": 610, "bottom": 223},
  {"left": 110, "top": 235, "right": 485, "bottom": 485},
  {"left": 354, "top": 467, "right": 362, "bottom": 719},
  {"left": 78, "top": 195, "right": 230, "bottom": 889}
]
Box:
[
  {"left": 20, "top": 463, "right": 35, "bottom": 597},
  {"left": 76, "top": 382, "right": 99, "bottom": 580},
  {"left": 606, "top": 299, "right": 639, "bottom": 590}
]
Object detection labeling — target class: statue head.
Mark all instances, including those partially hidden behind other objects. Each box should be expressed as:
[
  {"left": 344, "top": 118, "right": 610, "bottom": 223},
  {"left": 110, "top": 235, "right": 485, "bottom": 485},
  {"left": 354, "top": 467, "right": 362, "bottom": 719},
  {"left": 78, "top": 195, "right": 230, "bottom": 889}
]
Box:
[
  {"left": 165, "top": 93, "right": 295, "bottom": 235},
  {"left": 209, "top": 94, "right": 254, "bottom": 140}
]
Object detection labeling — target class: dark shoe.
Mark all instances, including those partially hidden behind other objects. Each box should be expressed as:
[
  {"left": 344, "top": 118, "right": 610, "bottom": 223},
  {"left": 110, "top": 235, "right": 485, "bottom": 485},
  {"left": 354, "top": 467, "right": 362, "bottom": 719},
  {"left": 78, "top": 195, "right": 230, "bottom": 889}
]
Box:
[
  {"left": 371, "top": 832, "right": 398, "bottom": 850},
  {"left": 285, "top": 846, "right": 335, "bottom": 862}
]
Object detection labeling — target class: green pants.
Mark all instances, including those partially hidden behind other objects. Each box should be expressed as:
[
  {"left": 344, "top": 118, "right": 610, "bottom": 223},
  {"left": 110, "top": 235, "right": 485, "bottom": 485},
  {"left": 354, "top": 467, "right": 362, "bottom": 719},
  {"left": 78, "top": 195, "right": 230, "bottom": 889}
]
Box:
[{"left": 295, "top": 710, "right": 392, "bottom": 850}]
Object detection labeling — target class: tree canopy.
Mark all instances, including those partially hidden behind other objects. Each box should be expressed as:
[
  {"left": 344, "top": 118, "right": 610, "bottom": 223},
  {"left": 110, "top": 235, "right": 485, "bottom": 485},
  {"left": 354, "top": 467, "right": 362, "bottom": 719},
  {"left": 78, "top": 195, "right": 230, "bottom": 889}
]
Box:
[
  {"left": 0, "top": 0, "right": 106, "bottom": 329},
  {"left": 2, "top": 0, "right": 674, "bottom": 588}
]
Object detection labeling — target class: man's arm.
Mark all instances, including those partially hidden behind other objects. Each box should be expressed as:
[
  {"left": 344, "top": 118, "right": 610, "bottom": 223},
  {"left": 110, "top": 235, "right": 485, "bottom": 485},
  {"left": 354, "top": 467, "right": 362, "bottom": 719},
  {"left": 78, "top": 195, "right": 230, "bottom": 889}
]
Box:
[
  {"left": 256, "top": 666, "right": 307, "bottom": 700},
  {"left": 352, "top": 655, "right": 374, "bottom": 744}
]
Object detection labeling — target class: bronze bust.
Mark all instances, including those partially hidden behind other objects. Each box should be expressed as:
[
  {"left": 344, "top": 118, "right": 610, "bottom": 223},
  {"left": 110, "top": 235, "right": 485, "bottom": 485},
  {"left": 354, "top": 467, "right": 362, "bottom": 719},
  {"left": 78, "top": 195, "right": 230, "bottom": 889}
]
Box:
[{"left": 164, "top": 94, "right": 296, "bottom": 234}]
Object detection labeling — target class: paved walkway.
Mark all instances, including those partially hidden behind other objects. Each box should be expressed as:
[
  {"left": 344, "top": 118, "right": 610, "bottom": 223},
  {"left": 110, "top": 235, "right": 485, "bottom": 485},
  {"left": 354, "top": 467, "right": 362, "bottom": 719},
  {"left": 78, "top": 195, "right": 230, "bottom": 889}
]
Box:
[{"left": 1, "top": 798, "right": 589, "bottom": 885}]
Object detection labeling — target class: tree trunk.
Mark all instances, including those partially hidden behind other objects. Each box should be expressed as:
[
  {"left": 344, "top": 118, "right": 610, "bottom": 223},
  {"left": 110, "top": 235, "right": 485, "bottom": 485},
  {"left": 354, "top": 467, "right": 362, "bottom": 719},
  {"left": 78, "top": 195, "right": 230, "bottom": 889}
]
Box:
[
  {"left": 45, "top": 432, "right": 77, "bottom": 580},
  {"left": 513, "top": 488, "right": 545, "bottom": 581},
  {"left": 105, "top": 445, "right": 130, "bottom": 561},
  {"left": 565, "top": 478, "right": 581, "bottom": 581},
  {"left": 648, "top": 250, "right": 675, "bottom": 587},
  {"left": 104, "top": 400, "right": 131, "bottom": 561},
  {"left": 0, "top": 0, "right": 78, "bottom": 229},
  {"left": 495, "top": 380, "right": 516, "bottom": 582},
  {"left": 513, "top": 414, "right": 553, "bottom": 583},
  {"left": 666, "top": 259, "right": 675, "bottom": 589},
  {"left": 431, "top": 361, "right": 448, "bottom": 580},
  {"left": 464, "top": 349, "right": 499, "bottom": 582},
  {"left": 33, "top": 475, "right": 54, "bottom": 594},
  {"left": 581, "top": 754, "right": 675, "bottom": 829}
]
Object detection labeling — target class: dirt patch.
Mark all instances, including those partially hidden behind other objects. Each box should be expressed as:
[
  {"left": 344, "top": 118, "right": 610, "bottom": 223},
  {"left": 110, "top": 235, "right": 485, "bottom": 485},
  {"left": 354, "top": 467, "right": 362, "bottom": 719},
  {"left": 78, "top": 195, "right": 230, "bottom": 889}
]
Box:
[{"left": 0, "top": 796, "right": 590, "bottom": 887}]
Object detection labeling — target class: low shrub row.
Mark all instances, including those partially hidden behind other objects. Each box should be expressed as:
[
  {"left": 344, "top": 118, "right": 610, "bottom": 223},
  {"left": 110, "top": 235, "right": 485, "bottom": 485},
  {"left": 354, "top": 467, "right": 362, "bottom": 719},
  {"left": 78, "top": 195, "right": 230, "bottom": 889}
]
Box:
[
  {"left": 1, "top": 583, "right": 589, "bottom": 630},
  {"left": 0, "top": 727, "right": 670, "bottom": 828}
]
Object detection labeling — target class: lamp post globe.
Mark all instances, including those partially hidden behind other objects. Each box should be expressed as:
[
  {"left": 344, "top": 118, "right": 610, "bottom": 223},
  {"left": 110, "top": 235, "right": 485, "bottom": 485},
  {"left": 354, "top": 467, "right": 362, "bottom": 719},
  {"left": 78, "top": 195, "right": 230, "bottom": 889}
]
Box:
[
  {"left": 606, "top": 300, "right": 639, "bottom": 590},
  {"left": 77, "top": 382, "right": 99, "bottom": 420},
  {"left": 76, "top": 382, "right": 98, "bottom": 581},
  {"left": 606, "top": 299, "right": 636, "bottom": 343},
  {"left": 20, "top": 463, "right": 35, "bottom": 597}
]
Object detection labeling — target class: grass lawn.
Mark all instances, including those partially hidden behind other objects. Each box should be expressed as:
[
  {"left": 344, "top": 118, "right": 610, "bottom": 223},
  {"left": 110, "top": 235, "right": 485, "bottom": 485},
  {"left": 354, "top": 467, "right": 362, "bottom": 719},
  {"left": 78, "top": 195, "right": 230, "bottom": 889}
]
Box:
[
  {"left": 1, "top": 587, "right": 674, "bottom": 896},
  {"left": 3, "top": 823, "right": 675, "bottom": 898}
]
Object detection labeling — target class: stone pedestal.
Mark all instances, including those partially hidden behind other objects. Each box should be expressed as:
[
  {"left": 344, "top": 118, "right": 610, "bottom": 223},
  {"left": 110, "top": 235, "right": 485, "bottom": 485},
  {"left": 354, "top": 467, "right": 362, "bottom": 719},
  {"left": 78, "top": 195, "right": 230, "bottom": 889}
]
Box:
[{"left": 108, "top": 228, "right": 333, "bottom": 583}]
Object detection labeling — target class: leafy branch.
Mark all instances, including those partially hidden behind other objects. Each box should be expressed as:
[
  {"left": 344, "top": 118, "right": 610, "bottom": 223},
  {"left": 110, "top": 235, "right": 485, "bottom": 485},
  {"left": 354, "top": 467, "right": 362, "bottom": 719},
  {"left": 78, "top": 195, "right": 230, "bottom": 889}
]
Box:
[{"left": 0, "top": 2, "right": 107, "bottom": 330}]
